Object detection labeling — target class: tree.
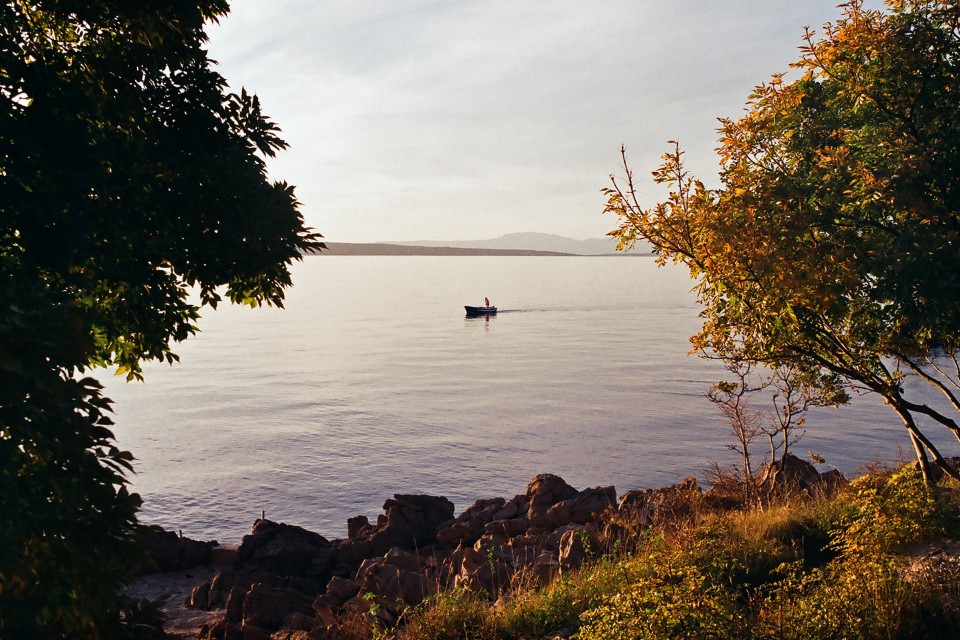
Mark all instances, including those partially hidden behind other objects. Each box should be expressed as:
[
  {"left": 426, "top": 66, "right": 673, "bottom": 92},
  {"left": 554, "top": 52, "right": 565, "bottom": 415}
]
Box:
[
  {"left": 605, "top": 0, "right": 960, "bottom": 483},
  {"left": 0, "top": 2, "right": 322, "bottom": 636},
  {"left": 706, "top": 360, "right": 844, "bottom": 504}
]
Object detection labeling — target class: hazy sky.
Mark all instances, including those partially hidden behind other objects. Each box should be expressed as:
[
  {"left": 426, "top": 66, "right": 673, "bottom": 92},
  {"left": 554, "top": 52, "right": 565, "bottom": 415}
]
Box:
[{"left": 206, "top": 1, "right": 880, "bottom": 243}]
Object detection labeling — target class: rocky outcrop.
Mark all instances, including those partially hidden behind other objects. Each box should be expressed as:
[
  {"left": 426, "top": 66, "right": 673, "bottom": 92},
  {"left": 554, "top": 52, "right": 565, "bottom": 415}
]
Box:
[
  {"left": 189, "top": 473, "right": 707, "bottom": 640},
  {"left": 193, "top": 493, "right": 453, "bottom": 639}
]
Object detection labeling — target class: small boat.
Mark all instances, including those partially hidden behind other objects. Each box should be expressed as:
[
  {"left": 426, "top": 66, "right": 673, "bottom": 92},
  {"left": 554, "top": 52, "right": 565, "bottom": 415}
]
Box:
[{"left": 465, "top": 305, "right": 497, "bottom": 317}]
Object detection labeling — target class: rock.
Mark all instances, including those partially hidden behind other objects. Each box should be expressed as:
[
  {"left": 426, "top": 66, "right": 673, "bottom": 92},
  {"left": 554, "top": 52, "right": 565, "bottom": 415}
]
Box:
[
  {"left": 269, "top": 631, "right": 317, "bottom": 640},
  {"left": 226, "top": 586, "right": 246, "bottom": 624},
  {"left": 546, "top": 486, "right": 616, "bottom": 529},
  {"left": 282, "top": 612, "right": 315, "bottom": 632},
  {"left": 188, "top": 581, "right": 210, "bottom": 609},
  {"left": 484, "top": 517, "right": 529, "bottom": 538},
  {"left": 618, "top": 477, "right": 701, "bottom": 527},
  {"left": 360, "top": 561, "right": 434, "bottom": 607},
  {"left": 236, "top": 520, "right": 334, "bottom": 585},
  {"left": 347, "top": 515, "right": 369, "bottom": 540},
  {"left": 241, "top": 583, "right": 315, "bottom": 631},
  {"left": 383, "top": 547, "right": 423, "bottom": 574},
  {"left": 136, "top": 526, "right": 218, "bottom": 575},
  {"left": 818, "top": 468, "right": 848, "bottom": 494},
  {"left": 557, "top": 527, "right": 597, "bottom": 572},
  {"left": 381, "top": 494, "right": 456, "bottom": 546},
  {"left": 239, "top": 625, "right": 270, "bottom": 640},
  {"left": 334, "top": 494, "right": 454, "bottom": 573},
  {"left": 188, "top": 522, "right": 332, "bottom": 618},
  {"left": 435, "top": 519, "right": 485, "bottom": 546},
  {"left": 192, "top": 474, "right": 734, "bottom": 638},
  {"left": 526, "top": 474, "right": 579, "bottom": 529},
  {"left": 759, "top": 454, "right": 848, "bottom": 495},
  {"left": 493, "top": 495, "right": 528, "bottom": 521},
  {"left": 200, "top": 570, "right": 237, "bottom": 610},
  {"left": 436, "top": 498, "right": 508, "bottom": 546},
  {"left": 531, "top": 551, "right": 560, "bottom": 586},
  {"left": 453, "top": 546, "right": 512, "bottom": 593},
  {"left": 324, "top": 576, "right": 361, "bottom": 606},
  {"left": 459, "top": 497, "right": 508, "bottom": 522}
]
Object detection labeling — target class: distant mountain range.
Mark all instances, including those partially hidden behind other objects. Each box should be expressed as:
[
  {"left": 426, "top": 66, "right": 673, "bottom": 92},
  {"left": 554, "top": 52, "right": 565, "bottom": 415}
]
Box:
[
  {"left": 392, "top": 232, "right": 623, "bottom": 255},
  {"left": 319, "top": 232, "right": 650, "bottom": 256}
]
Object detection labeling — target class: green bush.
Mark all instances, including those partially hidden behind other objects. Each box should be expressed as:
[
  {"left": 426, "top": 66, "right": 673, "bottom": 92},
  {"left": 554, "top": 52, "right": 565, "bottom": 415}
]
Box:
[
  {"left": 838, "top": 466, "right": 950, "bottom": 556},
  {"left": 758, "top": 466, "right": 960, "bottom": 640},
  {"left": 578, "top": 563, "right": 747, "bottom": 640}
]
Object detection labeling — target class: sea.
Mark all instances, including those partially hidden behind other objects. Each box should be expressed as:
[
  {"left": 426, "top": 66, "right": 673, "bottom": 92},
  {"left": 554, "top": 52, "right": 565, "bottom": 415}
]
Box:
[{"left": 100, "top": 255, "right": 917, "bottom": 542}]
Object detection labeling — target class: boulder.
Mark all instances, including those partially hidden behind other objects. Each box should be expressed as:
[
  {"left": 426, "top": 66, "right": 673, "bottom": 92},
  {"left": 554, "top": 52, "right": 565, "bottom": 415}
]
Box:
[
  {"left": 188, "top": 581, "right": 210, "bottom": 610},
  {"left": 492, "top": 495, "right": 528, "bottom": 521},
  {"left": 458, "top": 497, "right": 507, "bottom": 522},
  {"left": 136, "top": 526, "right": 217, "bottom": 575},
  {"left": 270, "top": 628, "right": 316, "bottom": 640},
  {"left": 381, "top": 494, "right": 455, "bottom": 545},
  {"left": 347, "top": 515, "right": 369, "bottom": 539},
  {"left": 818, "top": 468, "right": 848, "bottom": 494},
  {"left": 225, "top": 586, "right": 246, "bottom": 624},
  {"left": 241, "top": 583, "right": 315, "bottom": 632},
  {"left": 359, "top": 561, "right": 434, "bottom": 607},
  {"left": 531, "top": 551, "right": 560, "bottom": 586},
  {"left": 188, "top": 518, "right": 335, "bottom": 634},
  {"left": 382, "top": 547, "right": 422, "bottom": 574},
  {"left": 759, "top": 454, "right": 845, "bottom": 495},
  {"left": 436, "top": 497, "right": 507, "bottom": 546},
  {"left": 484, "top": 517, "right": 529, "bottom": 538},
  {"left": 618, "top": 476, "right": 701, "bottom": 527},
  {"left": 323, "top": 576, "right": 361, "bottom": 607},
  {"left": 557, "top": 526, "right": 599, "bottom": 572},
  {"left": 334, "top": 494, "right": 454, "bottom": 573},
  {"left": 525, "top": 474, "right": 579, "bottom": 528},
  {"left": 435, "top": 519, "right": 484, "bottom": 546},
  {"left": 236, "top": 519, "right": 334, "bottom": 583},
  {"left": 546, "top": 486, "right": 616, "bottom": 529}
]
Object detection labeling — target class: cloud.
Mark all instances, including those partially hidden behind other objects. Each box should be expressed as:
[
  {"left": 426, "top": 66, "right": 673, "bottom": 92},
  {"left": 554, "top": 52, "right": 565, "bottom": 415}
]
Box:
[{"left": 207, "top": 0, "right": 881, "bottom": 242}]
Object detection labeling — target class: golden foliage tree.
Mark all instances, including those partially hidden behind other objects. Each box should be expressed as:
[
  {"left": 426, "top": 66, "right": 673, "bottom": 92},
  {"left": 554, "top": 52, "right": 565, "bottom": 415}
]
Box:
[{"left": 606, "top": 0, "right": 960, "bottom": 482}]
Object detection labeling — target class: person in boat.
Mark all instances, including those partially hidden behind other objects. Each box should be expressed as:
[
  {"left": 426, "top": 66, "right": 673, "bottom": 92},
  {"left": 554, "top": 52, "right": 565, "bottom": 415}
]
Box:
[{"left": 484, "top": 297, "right": 491, "bottom": 308}]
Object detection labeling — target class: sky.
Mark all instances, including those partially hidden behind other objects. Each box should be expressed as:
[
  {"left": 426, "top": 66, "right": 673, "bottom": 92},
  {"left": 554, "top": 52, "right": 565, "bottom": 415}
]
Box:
[{"left": 205, "top": 1, "right": 882, "bottom": 243}]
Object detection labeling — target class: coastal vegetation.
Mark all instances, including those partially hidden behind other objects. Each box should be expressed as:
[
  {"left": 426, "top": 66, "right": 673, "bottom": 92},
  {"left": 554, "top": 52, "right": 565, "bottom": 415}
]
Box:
[
  {"left": 385, "top": 465, "right": 960, "bottom": 640},
  {"left": 0, "top": 2, "right": 320, "bottom": 637}
]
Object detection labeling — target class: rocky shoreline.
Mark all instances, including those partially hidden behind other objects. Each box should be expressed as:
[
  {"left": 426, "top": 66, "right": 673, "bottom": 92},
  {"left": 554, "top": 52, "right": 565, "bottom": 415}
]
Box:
[{"left": 133, "top": 458, "right": 844, "bottom": 639}]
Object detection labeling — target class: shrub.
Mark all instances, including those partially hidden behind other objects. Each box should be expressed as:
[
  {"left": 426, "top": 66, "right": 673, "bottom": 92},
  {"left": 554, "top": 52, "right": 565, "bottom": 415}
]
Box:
[
  {"left": 578, "top": 563, "right": 748, "bottom": 640},
  {"left": 395, "top": 588, "right": 497, "bottom": 640}
]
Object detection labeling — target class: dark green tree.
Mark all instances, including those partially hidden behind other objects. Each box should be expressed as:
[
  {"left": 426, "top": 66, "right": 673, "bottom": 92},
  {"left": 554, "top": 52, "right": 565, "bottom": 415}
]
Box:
[
  {"left": 606, "top": 0, "right": 960, "bottom": 483},
  {"left": 0, "top": 2, "right": 322, "bottom": 636}
]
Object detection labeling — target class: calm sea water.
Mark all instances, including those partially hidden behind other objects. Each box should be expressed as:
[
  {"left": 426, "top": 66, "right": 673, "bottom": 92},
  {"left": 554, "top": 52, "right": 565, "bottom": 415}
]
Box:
[{"left": 102, "top": 256, "right": 912, "bottom": 542}]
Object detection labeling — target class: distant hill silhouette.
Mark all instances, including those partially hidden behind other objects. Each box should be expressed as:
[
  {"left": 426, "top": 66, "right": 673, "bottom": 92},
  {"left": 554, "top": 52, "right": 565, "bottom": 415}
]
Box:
[
  {"left": 390, "top": 232, "right": 648, "bottom": 255},
  {"left": 319, "top": 243, "right": 572, "bottom": 256},
  {"left": 315, "top": 233, "right": 651, "bottom": 256}
]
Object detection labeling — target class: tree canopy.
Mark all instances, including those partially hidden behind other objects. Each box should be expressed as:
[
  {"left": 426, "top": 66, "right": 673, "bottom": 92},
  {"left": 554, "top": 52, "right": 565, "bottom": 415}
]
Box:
[
  {"left": 606, "top": 0, "right": 960, "bottom": 482},
  {"left": 0, "top": 2, "right": 321, "bottom": 636}
]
